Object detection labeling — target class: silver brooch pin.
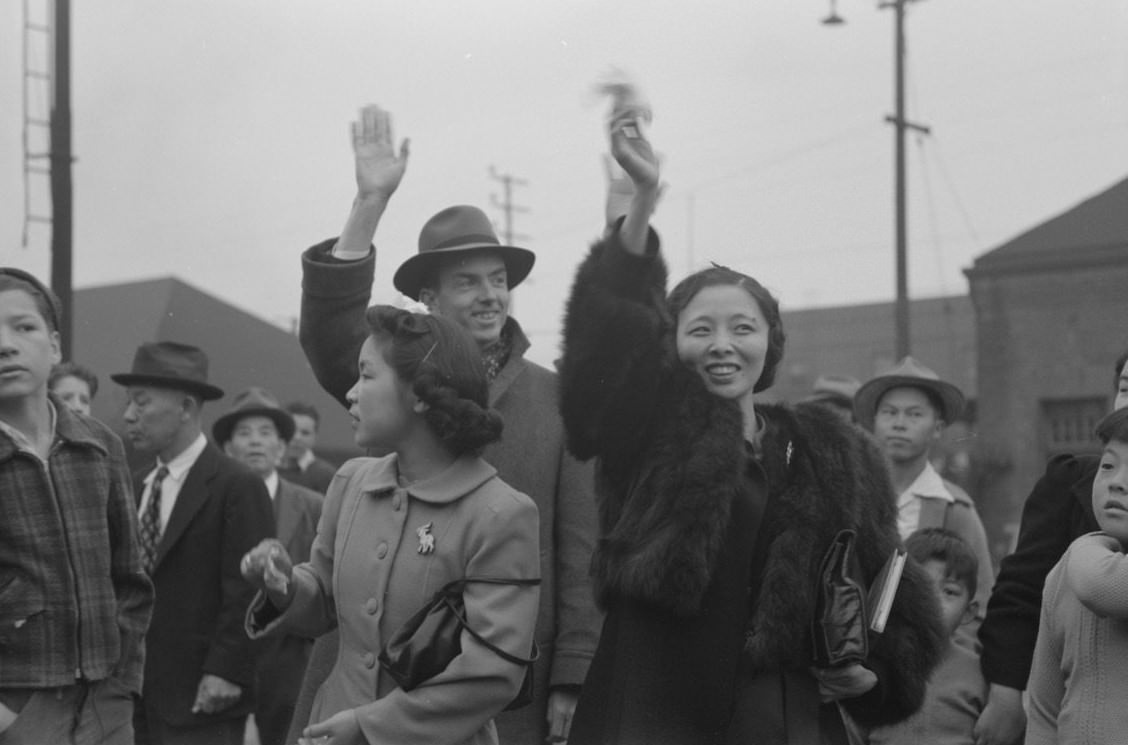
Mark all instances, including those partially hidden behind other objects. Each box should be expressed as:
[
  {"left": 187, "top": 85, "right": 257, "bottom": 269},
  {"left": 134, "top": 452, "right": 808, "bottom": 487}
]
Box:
[
  {"left": 786, "top": 441, "right": 794, "bottom": 467},
  {"left": 416, "top": 522, "right": 435, "bottom": 555}
]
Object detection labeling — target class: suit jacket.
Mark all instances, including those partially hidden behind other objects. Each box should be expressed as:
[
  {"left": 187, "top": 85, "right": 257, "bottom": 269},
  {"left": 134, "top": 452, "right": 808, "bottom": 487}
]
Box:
[
  {"left": 274, "top": 478, "right": 324, "bottom": 566},
  {"left": 254, "top": 478, "right": 324, "bottom": 745},
  {"left": 136, "top": 442, "right": 275, "bottom": 728},
  {"left": 278, "top": 455, "right": 336, "bottom": 495}
]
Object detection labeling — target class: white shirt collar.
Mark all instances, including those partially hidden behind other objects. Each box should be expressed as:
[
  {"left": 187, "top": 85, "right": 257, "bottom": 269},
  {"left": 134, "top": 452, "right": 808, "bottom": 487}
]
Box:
[
  {"left": 898, "top": 460, "right": 954, "bottom": 506},
  {"left": 148, "top": 432, "right": 208, "bottom": 485},
  {"left": 297, "top": 448, "right": 315, "bottom": 470},
  {"left": 264, "top": 470, "right": 279, "bottom": 500}
]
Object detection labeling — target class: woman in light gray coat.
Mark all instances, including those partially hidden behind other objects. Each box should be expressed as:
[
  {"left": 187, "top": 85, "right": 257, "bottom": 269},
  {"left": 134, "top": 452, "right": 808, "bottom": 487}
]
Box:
[{"left": 242, "top": 306, "right": 540, "bottom": 745}]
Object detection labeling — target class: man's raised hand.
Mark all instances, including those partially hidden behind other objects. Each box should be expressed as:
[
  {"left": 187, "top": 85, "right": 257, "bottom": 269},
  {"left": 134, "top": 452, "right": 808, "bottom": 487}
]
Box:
[{"left": 351, "top": 104, "right": 410, "bottom": 200}]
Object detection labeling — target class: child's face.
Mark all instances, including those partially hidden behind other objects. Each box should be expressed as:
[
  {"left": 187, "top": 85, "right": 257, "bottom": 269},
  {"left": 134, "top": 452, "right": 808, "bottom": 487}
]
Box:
[
  {"left": 1093, "top": 439, "right": 1128, "bottom": 545},
  {"left": 0, "top": 289, "right": 61, "bottom": 407},
  {"left": 921, "top": 558, "right": 975, "bottom": 638}
]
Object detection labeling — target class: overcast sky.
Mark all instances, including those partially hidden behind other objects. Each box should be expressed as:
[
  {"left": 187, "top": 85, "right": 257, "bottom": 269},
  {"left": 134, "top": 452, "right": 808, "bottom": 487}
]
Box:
[{"left": 1, "top": 1, "right": 1125, "bottom": 367}]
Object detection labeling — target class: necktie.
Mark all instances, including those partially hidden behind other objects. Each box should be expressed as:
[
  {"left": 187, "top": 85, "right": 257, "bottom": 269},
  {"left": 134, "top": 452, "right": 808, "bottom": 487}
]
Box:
[{"left": 139, "top": 465, "right": 170, "bottom": 573}]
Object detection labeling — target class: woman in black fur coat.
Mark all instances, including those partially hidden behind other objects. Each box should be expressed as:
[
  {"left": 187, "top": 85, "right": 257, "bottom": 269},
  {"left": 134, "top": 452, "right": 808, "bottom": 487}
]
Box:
[{"left": 558, "top": 96, "right": 945, "bottom": 745}]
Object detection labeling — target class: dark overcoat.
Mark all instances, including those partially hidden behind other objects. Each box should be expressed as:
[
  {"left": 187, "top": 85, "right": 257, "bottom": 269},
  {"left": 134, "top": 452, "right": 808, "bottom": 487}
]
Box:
[
  {"left": 978, "top": 454, "right": 1100, "bottom": 689},
  {"left": 558, "top": 231, "right": 946, "bottom": 745},
  {"left": 135, "top": 442, "right": 274, "bottom": 731}
]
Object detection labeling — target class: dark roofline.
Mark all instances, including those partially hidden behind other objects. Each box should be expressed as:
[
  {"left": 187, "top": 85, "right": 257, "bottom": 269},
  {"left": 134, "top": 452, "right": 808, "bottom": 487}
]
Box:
[{"left": 967, "top": 176, "right": 1128, "bottom": 278}]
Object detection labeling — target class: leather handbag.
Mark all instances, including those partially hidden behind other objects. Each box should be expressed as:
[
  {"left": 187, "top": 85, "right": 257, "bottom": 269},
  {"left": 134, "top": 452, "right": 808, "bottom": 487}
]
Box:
[
  {"left": 379, "top": 576, "right": 541, "bottom": 711},
  {"left": 811, "top": 529, "right": 869, "bottom": 668}
]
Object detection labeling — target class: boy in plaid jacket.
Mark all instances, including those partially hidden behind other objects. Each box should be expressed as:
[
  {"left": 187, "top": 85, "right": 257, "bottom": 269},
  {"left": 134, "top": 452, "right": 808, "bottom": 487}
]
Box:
[{"left": 0, "top": 267, "right": 153, "bottom": 744}]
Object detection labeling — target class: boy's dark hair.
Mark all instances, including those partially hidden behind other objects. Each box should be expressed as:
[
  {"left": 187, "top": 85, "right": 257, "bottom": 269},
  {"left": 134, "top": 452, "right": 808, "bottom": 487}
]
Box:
[
  {"left": 905, "top": 527, "right": 979, "bottom": 598},
  {"left": 666, "top": 264, "right": 786, "bottom": 393},
  {"left": 285, "top": 401, "right": 320, "bottom": 428},
  {"left": 365, "top": 305, "right": 502, "bottom": 456},
  {"left": 1095, "top": 407, "right": 1128, "bottom": 446},
  {"left": 0, "top": 267, "right": 61, "bottom": 333},
  {"left": 49, "top": 361, "right": 100, "bottom": 399}
]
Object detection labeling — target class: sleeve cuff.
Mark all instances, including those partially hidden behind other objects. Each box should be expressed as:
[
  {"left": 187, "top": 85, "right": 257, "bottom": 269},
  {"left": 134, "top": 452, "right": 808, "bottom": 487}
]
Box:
[
  {"left": 548, "top": 650, "right": 594, "bottom": 689},
  {"left": 301, "top": 238, "right": 376, "bottom": 299},
  {"left": 596, "top": 219, "right": 664, "bottom": 300}
]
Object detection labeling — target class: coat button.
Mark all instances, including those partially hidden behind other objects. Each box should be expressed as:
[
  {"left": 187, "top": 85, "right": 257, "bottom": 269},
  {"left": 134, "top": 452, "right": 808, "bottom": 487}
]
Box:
[
  {"left": 365, "top": 598, "right": 379, "bottom": 615},
  {"left": 363, "top": 652, "right": 376, "bottom": 669},
  {"left": 376, "top": 543, "right": 389, "bottom": 559}
]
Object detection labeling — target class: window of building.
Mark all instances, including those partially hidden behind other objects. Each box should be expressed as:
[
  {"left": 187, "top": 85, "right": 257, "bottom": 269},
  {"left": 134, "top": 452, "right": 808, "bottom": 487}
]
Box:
[{"left": 1041, "top": 397, "right": 1107, "bottom": 457}]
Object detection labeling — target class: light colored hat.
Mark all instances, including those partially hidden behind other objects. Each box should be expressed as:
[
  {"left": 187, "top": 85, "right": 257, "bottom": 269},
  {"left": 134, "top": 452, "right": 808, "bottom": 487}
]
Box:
[{"left": 854, "top": 356, "right": 966, "bottom": 430}]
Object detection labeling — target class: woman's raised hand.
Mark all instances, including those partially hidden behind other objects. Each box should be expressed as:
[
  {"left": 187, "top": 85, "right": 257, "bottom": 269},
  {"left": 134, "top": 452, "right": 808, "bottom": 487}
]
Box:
[
  {"left": 350, "top": 104, "right": 410, "bottom": 200},
  {"left": 240, "top": 538, "right": 295, "bottom": 608},
  {"left": 608, "top": 107, "right": 660, "bottom": 197}
]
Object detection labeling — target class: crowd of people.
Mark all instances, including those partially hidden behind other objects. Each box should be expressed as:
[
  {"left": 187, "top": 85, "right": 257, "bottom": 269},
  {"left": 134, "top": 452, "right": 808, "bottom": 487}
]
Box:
[{"left": 1, "top": 81, "right": 1126, "bottom": 745}]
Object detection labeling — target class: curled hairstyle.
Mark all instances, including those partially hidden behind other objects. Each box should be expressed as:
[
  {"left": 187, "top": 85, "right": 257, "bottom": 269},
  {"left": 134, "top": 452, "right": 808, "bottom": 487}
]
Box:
[
  {"left": 1096, "top": 406, "right": 1128, "bottom": 447},
  {"left": 49, "top": 361, "right": 100, "bottom": 399},
  {"left": 666, "top": 264, "right": 786, "bottom": 392},
  {"left": 365, "top": 305, "right": 502, "bottom": 456},
  {"left": 905, "top": 527, "right": 979, "bottom": 598}
]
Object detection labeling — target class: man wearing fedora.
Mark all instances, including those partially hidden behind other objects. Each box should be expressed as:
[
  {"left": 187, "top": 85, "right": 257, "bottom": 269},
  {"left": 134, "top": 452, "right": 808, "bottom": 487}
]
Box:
[
  {"left": 212, "top": 387, "right": 323, "bottom": 745},
  {"left": 855, "top": 356, "right": 995, "bottom": 627},
  {"left": 113, "top": 342, "right": 274, "bottom": 745},
  {"left": 285, "top": 105, "right": 601, "bottom": 745}
]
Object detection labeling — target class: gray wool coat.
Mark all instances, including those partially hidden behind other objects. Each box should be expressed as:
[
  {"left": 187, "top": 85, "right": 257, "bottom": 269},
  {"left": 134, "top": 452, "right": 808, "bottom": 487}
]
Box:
[{"left": 284, "top": 239, "right": 601, "bottom": 745}]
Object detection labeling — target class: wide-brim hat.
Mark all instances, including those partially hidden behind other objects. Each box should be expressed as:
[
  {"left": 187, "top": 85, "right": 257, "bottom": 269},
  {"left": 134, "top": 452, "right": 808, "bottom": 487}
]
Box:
[
  {"left": 854, "top": 356, "right": 966, "bottom": 430},
  {"left": 212, "top": 386, "right": 295, "bottom": 445},
  {"left": 111, "top": 341, "right": 224, "bottom": 401},
  {"left": 393, "top": 205, "right": 536, "bottom": 301},
  {"left": 803, "top": 374, "right": 862, "bottom": 408}
]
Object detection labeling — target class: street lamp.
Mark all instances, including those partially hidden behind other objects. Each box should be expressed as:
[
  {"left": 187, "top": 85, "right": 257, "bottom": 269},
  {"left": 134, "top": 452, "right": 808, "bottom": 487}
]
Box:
[{"left": 823, "top": 0, "right": 929, "bottom": 359}]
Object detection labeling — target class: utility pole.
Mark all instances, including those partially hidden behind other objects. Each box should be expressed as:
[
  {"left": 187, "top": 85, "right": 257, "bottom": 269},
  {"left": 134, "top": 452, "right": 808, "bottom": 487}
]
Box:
[
  {"left": 488, "top": 166, "right": 530, "bottom": 246},
  {"left": 51, "top": 0, "right": 74, "bottom": 357},
  {"left": 882, "top": 0, "right": 929, "bottom": 359},
  {"left": 825, "top": 0, "right": 929, "bottom": 359}
]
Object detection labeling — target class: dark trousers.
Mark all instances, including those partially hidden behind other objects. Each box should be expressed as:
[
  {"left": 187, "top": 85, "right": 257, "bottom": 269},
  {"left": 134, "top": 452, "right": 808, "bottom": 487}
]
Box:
[
  {"left": 133, "top": 708, "right": 244, "bottom": 745},
  {"left": 0, "top": 678, "right": 133, "bottom": 745}
]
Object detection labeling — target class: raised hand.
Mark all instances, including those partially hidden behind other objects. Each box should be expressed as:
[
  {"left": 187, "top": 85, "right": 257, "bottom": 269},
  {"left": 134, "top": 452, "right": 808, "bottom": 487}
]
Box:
[
  {"left": 608, "top": 108, "right": 660, "bottom": 197},
  {"left": 351, "top": 104, "right": 410, "bottom": 200}
]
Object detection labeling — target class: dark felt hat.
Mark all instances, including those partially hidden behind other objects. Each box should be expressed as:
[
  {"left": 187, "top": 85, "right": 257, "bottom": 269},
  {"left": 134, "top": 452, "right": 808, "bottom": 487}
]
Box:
[
  {"left": 212, "top": 386, "right": 295, "bottom": 445},
  {"left": 393, "top": 205, "right": 536, "bottom": 301},
  {"left": 111, "top": 341, "right": 225, "bottom": 401},
  {"left": 854, "top": 356, "right": 966, "bottom": 430}
]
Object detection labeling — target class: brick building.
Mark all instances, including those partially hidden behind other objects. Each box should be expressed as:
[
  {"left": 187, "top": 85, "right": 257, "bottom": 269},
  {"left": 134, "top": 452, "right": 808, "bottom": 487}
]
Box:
[{"left": 965, "top": 175, "right": 1128, "bottom": 548}]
